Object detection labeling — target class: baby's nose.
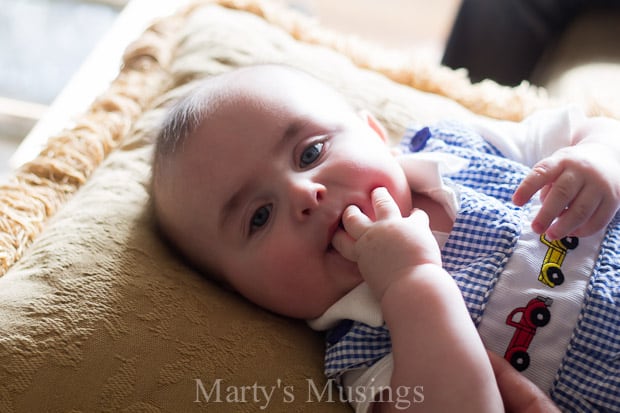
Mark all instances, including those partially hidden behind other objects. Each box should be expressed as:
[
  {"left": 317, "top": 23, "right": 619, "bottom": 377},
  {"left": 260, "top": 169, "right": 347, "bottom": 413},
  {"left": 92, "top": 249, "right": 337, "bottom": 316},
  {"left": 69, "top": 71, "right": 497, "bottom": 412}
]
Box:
[{"left": 290, "top": 179, "right": 326, "bottom": 219}]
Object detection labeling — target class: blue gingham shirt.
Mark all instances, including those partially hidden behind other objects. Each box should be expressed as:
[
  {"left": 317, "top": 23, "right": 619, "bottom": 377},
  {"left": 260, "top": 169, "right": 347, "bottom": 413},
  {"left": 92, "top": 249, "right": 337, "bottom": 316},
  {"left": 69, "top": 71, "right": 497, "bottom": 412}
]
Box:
[{"left": 321, "top": 121, "right": 620, "bottom": 412}]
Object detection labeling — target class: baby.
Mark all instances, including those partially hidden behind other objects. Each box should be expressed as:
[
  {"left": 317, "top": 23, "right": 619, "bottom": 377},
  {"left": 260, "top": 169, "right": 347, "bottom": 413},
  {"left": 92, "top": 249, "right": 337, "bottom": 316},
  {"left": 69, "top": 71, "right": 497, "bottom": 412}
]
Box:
[{"left": 152, "top": 64, "right": 620, "bottom": 412}]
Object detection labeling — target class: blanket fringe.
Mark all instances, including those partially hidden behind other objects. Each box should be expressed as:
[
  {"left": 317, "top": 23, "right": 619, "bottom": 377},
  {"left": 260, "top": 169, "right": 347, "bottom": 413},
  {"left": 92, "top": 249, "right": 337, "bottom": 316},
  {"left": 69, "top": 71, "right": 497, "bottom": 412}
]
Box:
[{"left": 0, "top": 9, "right": 182, "bottom": 275}]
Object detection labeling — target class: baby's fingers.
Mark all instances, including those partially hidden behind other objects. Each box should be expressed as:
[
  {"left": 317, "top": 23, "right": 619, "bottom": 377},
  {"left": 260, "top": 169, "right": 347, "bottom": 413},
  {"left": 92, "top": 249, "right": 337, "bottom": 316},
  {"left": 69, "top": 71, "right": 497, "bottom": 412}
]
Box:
[
  {"left": 546, "top": 186, "right": 601, "bottom": 239},
  {"left": 513, "top": 159, "right": 561, "bottom": 206},
  {"left": 340, "top": 205, "right": 372, "bottom": 240},
  {"left": 371, "top": 187, "right": 402, "bottom": 220},
  {"left": 532, "top": 170, "right": 585, "bottom": 236},
  {"left": 566, "top": 197, "right": 617, "bottom": 238},
  {"left": 332, "top": 205, "right": 372, "bottom": 262},
  {"left": 331, "top": 230, "right": 356, "bottom": 262}
]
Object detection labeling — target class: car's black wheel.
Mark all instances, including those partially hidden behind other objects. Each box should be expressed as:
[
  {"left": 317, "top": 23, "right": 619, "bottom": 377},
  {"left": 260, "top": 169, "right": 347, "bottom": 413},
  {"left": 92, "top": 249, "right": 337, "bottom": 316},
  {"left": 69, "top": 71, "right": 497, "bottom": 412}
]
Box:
[
  {"left": 561, "top": 236, "right": 579, "bottom": 249},
  {"left": 509, "top": 351, "right": 530, "bottom": 372},
  {"left": 530, "top": 307, "right": 551, "bottom": 327},
  {"left": 545, "top": 266, "right": 565, "bottom": 286}
]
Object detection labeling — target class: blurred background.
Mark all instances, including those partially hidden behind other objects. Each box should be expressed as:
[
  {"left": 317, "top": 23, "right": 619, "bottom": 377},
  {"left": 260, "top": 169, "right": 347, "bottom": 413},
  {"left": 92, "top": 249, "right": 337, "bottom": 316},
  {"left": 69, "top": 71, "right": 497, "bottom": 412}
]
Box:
[
  {"left": 0, "top": 0, "right": 460, "bottom": 180},
  {"left": 1, "top": 0, "right": 619, "bottom": 180},
  {"left": 0, "top": 0, "right": 123, "bottom": 179}
]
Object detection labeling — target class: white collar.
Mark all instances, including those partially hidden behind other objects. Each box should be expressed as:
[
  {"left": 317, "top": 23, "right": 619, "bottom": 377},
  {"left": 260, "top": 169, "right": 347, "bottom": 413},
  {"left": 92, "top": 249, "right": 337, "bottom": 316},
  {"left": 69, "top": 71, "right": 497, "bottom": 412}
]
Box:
[
  {"left": 307, "top": 283, "right": 382, "bottom": 330},
  {"left": 396, "top": 151, "right": 467, "bottom": 221}
]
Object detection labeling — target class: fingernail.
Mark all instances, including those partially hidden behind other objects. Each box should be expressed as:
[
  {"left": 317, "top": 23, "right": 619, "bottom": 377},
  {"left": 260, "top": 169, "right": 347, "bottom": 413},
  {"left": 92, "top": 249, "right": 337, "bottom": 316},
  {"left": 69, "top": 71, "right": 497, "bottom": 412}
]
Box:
[
  {"left": 546, "top": 229, "right": 558, "bottom": 240},
  {"left": 344, "top": 204, "right": 360, "bottom": 216},
  {"left": 531, "top": 221, "right": 544, "bottom": 234}
]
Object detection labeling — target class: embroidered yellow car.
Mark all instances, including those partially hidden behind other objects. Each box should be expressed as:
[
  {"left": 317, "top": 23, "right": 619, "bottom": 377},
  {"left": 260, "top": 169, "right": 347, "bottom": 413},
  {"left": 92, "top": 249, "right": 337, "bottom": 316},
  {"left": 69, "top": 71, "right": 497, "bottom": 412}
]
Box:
[{"left": 538, "top": 234, "right": 579, "bottom": 287}]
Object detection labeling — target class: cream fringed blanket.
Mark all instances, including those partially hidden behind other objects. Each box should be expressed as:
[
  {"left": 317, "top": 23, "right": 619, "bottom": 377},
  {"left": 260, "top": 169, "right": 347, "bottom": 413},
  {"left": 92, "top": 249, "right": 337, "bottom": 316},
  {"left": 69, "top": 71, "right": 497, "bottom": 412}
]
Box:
[{"left": 0, "top": 1, "right": 610, "bottom": 411}]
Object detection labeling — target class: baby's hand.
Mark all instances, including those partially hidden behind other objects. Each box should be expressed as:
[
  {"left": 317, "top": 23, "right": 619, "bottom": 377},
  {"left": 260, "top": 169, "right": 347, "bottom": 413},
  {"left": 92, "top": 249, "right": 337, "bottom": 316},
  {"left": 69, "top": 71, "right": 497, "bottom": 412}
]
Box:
[
  {"left": 332, "top": 187, "right": 442, "bottom": 301},
  {"left": 513, "top": 142, "right": 620, "bottom": 240}
]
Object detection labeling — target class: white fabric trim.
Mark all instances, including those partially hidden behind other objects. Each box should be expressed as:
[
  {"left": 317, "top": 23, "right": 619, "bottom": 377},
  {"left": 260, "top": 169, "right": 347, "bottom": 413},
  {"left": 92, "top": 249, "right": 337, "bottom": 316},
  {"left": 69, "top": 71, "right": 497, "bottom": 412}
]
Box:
[
  {"left": 308, "top": 283, "right": 383, "bottom": 330},
  {"left": 469, "top": 106, "right": 585, "bottom": 167},
  {"left": 397, "top": 152, "right": 466, "bottom": 221},
  {"left": 342, "top": 354, "right": 394, "bottom": 413}
]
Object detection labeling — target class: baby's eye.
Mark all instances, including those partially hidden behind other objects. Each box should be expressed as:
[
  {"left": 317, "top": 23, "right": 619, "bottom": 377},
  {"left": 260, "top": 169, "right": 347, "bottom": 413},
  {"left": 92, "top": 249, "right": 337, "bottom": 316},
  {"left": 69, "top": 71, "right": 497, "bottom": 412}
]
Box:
[
  {"left": 300, "top": 142, "right": 324, "bottom": 168},
  {"left": 250, "top": 205, "right": 272, "bottom": 233}
]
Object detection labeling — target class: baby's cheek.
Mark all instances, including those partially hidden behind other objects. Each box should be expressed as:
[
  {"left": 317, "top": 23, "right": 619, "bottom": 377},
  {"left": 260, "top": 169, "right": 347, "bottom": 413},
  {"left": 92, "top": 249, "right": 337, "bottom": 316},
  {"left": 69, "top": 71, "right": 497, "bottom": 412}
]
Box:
[{"left": 262, "top": 237, "right": 310, "bottom": 275}]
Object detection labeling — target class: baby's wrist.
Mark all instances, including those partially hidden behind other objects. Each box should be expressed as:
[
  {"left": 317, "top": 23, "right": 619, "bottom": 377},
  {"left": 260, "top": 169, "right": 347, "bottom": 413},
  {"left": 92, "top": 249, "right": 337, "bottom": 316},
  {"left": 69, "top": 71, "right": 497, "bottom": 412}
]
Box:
[
  {"left": 379, "top": 263, "right": 455, "bottom": 326},
  {"left": 375, "top": 262, "right": 446, "bottom": 303}
]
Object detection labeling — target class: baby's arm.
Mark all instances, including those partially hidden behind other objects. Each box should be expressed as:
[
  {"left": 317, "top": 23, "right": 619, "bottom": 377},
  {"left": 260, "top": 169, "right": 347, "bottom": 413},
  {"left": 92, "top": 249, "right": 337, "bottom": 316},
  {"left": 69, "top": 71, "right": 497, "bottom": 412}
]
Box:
[
  {"left": 513, "top": 115, "right": 620, "bottom": 240},
  {"left": 333, "top": 187, "right": 503, "bottom": 412}
]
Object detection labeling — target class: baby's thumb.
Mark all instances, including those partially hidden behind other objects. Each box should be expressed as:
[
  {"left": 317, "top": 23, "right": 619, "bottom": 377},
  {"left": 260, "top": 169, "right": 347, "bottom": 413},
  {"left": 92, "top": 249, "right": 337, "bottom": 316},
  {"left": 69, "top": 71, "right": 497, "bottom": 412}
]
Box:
[{"left": 331, "top": 230, "right": 357, "bottom": 263}]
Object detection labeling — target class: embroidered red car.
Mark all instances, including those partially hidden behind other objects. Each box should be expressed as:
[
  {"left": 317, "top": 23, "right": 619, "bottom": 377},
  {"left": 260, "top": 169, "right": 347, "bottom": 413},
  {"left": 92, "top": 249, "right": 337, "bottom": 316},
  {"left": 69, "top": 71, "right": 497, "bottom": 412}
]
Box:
[{"left": 504, "top": 296, "right": 553, "bottom": 371}]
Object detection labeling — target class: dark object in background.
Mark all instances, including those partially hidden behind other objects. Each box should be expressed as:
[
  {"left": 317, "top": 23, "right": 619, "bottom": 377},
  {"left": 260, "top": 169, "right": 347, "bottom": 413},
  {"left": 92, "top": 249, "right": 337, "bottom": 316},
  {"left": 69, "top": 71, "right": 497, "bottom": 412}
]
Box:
[{"left": 441, "top": 0, "right": 620, "bottom": 86}]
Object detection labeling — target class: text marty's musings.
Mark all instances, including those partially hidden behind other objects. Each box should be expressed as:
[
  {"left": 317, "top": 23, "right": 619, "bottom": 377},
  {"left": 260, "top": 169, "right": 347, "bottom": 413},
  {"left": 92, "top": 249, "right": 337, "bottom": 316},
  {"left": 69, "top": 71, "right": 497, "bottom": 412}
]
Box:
[{"left": 194, "top": 378, "right": 424, "bottom": 410}]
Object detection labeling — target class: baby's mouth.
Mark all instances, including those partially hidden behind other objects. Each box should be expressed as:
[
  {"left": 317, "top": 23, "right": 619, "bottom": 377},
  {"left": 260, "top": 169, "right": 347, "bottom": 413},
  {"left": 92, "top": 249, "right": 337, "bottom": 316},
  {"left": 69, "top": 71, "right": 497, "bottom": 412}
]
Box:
[{"left": 327, "top": 216, "right": 345, "bottom": 252}]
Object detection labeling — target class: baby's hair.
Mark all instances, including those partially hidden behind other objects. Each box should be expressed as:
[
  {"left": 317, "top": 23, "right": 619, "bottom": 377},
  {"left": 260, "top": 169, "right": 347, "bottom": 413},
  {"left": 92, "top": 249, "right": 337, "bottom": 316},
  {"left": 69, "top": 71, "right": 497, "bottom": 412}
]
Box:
[
  {"left": 151, "top": 73, "right": 230, "bottom": 282},
  {"left": 156, "top": 89, "right": 207, "bottom": 157},
  {"left": 153, "top": 76, "right": 224, "bottom": 168}
]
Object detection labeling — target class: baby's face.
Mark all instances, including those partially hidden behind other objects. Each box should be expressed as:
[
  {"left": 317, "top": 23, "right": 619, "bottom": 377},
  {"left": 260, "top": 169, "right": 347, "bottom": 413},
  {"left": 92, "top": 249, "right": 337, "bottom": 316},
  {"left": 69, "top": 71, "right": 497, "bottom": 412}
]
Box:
[{"left": 162, "top": 67, "right": 412, "bottom": 318}]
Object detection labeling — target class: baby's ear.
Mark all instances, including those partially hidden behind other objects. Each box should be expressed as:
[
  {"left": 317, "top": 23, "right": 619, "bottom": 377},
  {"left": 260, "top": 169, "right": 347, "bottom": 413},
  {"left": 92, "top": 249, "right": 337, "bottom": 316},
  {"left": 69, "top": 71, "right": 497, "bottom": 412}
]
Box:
[{"left": 359, "top": 110, "right": 388, "bottom": 143}]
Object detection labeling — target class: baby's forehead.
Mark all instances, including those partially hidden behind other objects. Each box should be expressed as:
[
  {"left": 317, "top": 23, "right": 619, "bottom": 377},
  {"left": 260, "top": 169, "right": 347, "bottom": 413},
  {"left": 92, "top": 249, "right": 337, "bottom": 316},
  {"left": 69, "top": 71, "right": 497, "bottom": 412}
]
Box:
[
  {"left": 186, "top": 66, "right": 356, "bottom": 150},
  {"left": 222, "top": 66, "right": 342, "bottom": 101}
]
